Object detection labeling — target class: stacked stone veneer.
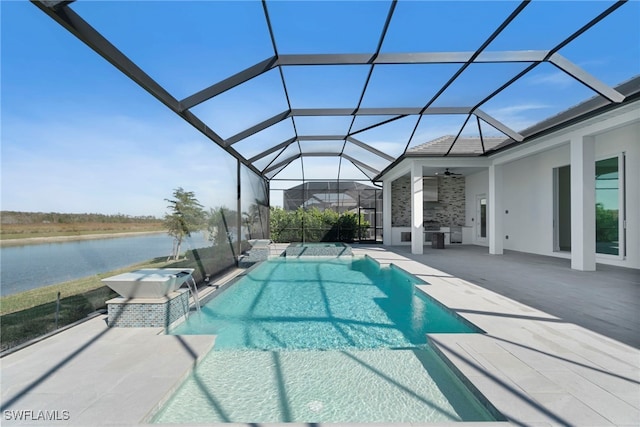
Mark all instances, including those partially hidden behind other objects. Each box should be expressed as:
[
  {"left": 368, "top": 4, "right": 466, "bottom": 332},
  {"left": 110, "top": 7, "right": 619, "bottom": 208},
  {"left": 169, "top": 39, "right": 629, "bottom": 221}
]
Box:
[
  {"left": 391, "top": 175, "right": 465, "bottom": 226},
  {"left": 107, "top": 289, "right": 190, "bottom": 328}
]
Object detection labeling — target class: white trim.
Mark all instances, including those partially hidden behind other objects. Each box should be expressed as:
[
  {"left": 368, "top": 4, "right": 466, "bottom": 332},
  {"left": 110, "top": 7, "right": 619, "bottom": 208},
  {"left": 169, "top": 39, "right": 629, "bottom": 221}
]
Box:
[
  {"left": 382, "top": 180, "right": 392, "bottom": 245},
  {"left": 491, "top": 100, "right": 640, "bottom": 166},
  {"left": 489, "top": 165, "right": 503, "bottom": 255},
  {"left": 410, "top": 161, "right": 424, "bottom": 254},
  {"left": 570, "top": 135, "right": 596, "bottom": 271}
]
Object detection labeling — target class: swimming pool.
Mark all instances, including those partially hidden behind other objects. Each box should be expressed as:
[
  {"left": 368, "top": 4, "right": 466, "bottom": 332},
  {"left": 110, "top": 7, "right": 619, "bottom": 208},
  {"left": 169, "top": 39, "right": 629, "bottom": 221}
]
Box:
[
  {"left": 153, "top": 257, "right": 501, "bottom": 423},
  {"left": 170, "top": 256, "right": 479, "bottom": 349}
]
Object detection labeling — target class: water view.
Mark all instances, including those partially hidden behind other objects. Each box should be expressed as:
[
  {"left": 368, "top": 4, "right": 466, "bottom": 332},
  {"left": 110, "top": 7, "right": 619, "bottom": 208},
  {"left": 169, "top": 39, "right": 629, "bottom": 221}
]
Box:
[{"left": 0, "top": 232, "right": 208, "bottom": 296}]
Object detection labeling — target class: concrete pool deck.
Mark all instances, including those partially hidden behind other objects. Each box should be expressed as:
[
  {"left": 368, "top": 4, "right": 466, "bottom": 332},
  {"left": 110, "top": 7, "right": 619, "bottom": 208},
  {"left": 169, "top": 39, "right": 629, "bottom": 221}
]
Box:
[{"left": 1, "top": 245, "right": 638, "bottom": 426}]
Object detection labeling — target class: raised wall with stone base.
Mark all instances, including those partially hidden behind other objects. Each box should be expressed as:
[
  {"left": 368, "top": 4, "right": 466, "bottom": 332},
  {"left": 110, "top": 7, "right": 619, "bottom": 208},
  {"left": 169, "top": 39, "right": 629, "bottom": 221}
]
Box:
[{"left": 107, "top": 289, "right": 190, "bottom": 328}]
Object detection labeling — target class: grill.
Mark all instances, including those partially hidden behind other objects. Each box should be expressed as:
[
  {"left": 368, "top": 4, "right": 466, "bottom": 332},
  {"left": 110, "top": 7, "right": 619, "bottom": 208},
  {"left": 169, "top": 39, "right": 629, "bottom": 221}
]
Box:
[{"left": 424, "top": 221, "right": 440, "bottom": 243}]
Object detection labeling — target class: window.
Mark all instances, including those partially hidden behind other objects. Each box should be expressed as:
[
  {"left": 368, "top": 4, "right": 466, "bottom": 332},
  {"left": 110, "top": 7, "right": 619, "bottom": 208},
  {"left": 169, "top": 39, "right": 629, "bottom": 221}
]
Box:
[
  {"left": 477, "top": 195, "right": 487, "bottom": 239},
  {"left": 595, "top": 156, "right": 623, "bottom": 256}
]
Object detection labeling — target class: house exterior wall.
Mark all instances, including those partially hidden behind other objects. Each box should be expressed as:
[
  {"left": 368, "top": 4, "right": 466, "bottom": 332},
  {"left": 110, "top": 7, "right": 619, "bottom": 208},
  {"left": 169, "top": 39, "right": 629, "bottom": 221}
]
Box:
[
  {"left": 501, "top": 145, "right": 570, "bottom": 256},
  {"left": 382, "top": 101, "right": 639, "bottom": 269},
  {"left": 392, "top": 174, "right": 466, "bottom": 227},
  {"left": 391, "top": 175, "right": 411, "bottom": 227},
  {"left": 466, "top": 117, "right": 639, "bottom": 268},
  {"left": 428, "top": 176, "right": 466, "bottom": 226}
]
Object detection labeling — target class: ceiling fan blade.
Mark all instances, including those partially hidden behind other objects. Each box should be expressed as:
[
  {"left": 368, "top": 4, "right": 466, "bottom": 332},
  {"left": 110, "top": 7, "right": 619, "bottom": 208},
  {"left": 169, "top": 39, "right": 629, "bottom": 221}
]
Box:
[{"left": 442, "top": 168, "right": 462, "bottom": 176}]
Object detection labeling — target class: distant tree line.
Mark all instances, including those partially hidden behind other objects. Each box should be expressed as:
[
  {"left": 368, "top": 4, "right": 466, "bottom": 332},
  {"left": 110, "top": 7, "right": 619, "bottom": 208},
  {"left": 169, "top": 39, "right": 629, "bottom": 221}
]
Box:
[{"left": 0, "top": 211, "right": 159, "bottom": 225}]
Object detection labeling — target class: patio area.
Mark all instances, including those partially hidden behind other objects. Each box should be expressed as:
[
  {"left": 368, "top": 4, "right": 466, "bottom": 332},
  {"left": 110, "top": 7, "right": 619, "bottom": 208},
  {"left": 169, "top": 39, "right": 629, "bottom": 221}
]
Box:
[
  {"left": 1, "top": 245, "right": 638, "bottom": 426},
  {"left": 385, "top": 244, "right": 640, "bottom": 349},
  {"left": 2, "top": 2, "right": 638, "bottom": 425}
]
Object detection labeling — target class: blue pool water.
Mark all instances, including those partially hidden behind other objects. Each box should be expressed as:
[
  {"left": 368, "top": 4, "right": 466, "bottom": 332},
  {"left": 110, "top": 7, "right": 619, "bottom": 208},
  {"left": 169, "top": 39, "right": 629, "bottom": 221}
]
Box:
[
  {"left": 170, "top": 257, "right": 478, "bottom": 350},
  {"left": 155, "top": 257, "right": 498, "bottom": 423}
]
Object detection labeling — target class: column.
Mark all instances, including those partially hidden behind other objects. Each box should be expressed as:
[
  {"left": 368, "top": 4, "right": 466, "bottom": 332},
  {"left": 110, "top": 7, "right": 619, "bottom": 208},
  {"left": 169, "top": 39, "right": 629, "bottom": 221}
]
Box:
[
  {"left": 382, "top": 179, "right": 392, "bottom": 246},
  {"left": 489, "top": 163, "right": 503, "bottom": 255},
  {"left": 411, "top": 161, "right": 424, "bottom": 254},
  {"left": 570, "top": 135, "right": 596, "bottom": 271}
]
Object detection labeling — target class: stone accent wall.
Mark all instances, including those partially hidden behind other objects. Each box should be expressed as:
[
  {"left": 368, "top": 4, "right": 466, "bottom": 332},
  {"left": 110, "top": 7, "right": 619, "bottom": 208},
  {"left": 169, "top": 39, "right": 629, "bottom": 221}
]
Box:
[
  {"left": 391, "top": 175, "right": 411, "bottom": 226},
  {"left": 107, "top": 290, "right": 190, "bottom": 328},
  {"left": 430, "top": 176, "right": 465, "bottom": 225},
  {"left": 391, "top": 175, "right": 466, "bottom": 227}
]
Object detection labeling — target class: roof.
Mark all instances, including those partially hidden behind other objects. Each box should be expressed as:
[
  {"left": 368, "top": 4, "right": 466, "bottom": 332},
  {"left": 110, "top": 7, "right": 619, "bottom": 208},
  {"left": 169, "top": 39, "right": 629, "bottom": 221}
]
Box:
[
  {"left": 31, "top": 1, "right": 640, "bottom": 184},
  {"left": 284, "top": 181, "right": 377, "bottom": 192},
  {"left": 283, "top": 180, "right": 380, "bottom": 211},
  {"left": 407, "top": 135, "right": 511, "bottom": 156}
]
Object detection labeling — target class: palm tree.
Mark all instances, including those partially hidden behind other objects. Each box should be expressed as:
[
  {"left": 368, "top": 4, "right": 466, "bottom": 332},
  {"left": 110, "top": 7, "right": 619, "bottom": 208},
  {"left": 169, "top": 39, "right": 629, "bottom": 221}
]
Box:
[{"left": 164, "top": 187, "right": 206, "bottom": 260}]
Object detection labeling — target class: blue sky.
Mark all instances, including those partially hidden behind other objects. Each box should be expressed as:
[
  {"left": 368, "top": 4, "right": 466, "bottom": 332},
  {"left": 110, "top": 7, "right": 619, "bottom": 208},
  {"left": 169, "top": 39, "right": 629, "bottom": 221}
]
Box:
[{"left": 1, "top": 1, "right": 638, "bottom": 217}]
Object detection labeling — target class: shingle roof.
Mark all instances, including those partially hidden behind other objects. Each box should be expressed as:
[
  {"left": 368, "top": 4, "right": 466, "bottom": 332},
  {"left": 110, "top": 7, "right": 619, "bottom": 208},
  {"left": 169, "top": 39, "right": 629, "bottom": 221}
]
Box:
[{"left": 407, "top": 135, "right": 511, "bottom": 156}]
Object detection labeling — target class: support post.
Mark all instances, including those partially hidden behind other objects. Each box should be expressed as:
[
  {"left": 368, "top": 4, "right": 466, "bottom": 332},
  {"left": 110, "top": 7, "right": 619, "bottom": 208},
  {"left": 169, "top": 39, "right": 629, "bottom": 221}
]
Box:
[
  {"left": 489, "top": 163, "right": 503, "bottom": 255},
  {"left": 411, "top": 162, "right": 424, "bottom": 254},
  {"left": 383, "top": 179, "right": 392, "bottom": 245},
  {"left": 570, "top": 135, "right": 596, "bottom": 271}
]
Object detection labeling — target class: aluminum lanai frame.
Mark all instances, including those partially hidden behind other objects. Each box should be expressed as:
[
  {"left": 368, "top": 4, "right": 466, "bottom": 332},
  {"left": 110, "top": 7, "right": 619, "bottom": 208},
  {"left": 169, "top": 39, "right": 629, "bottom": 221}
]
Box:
[{"left": 31, "top": 0, "right": 632, "bottom": 185}]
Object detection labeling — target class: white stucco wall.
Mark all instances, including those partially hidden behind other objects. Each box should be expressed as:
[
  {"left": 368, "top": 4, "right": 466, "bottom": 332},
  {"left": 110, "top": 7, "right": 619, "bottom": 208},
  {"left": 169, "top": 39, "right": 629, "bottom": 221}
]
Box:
[
  {"left": 381, "top": 101, "right": 639, "bottom": 269},
  {"left": 500, "top": 145, "right": 570, "bottom": 256},
  {"left": 493, "top": 119, "right": 639, "bottom": 268}
]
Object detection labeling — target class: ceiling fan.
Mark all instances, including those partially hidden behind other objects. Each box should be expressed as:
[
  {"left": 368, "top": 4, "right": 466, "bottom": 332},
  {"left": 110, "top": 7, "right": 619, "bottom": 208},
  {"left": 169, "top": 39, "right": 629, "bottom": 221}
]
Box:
[{"left": 436, "top": 168, "right": 462, "bottom": 176}]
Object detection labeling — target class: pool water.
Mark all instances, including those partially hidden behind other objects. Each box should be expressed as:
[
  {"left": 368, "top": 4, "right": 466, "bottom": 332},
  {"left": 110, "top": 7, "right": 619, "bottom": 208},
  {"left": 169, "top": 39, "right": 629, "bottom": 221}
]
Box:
[
  {"left": 170, "top": 257, "right": 478, "bottom": 349},
  {"left": 154, "top": 257, "right": 499, "bottom": 423},
  {"left": 153, "top": 349, "right": 495, "bottom": 423}
]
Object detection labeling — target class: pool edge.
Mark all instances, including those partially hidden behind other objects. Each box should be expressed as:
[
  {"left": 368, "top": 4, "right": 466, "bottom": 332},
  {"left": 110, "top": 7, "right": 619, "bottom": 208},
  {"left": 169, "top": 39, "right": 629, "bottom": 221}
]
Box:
[{"left": 427, "top": 336, "right": 509, "bottom": 423}]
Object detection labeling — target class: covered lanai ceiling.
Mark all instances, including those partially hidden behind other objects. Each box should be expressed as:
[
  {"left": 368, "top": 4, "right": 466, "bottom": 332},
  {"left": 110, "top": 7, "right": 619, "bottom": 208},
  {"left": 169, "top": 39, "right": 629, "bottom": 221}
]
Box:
[{"left": 33, "top": 0, "right": 639, "bottom": 184}]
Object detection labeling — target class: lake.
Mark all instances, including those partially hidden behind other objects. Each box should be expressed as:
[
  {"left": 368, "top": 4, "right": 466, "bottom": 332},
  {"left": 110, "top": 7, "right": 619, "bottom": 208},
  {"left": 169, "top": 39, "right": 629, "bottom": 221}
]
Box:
[{"left": 0, "top": 232, "right": 209, "bottom": 296}]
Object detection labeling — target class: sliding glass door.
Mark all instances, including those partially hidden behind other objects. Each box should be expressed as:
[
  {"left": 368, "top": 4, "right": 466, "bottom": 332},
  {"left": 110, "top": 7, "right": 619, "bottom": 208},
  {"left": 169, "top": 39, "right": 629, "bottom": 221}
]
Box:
[{"left": 595, "top": 155, "right": 625, "bottom": 257}]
